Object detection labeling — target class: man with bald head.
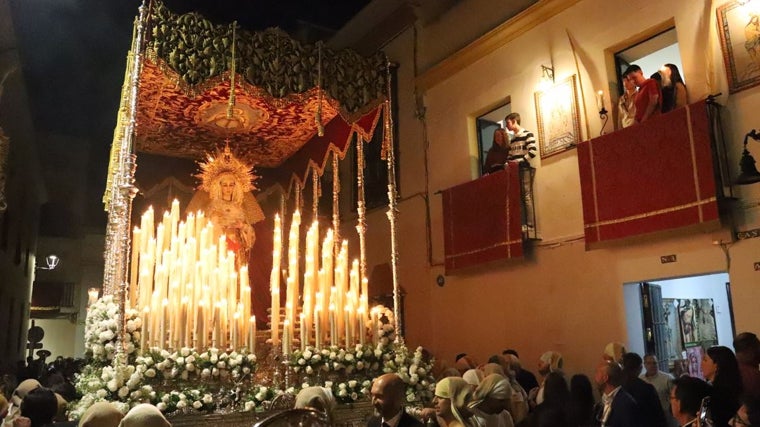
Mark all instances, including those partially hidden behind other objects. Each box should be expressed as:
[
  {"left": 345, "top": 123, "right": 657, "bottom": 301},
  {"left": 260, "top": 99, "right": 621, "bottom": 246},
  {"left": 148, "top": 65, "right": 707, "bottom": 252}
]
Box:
[{"left": 368, "top": 373, "right": 423, "bottom": 427}]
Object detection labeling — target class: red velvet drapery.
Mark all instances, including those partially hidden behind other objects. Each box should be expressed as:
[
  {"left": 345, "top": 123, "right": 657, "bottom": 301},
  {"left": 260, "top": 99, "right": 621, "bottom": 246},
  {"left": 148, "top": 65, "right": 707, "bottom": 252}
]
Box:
[
  {"left": 577, "top": 100, "right": 719, "bottom": 247},
  {"left": 442, "top": 163, "right": 524, "bottom": 273}
]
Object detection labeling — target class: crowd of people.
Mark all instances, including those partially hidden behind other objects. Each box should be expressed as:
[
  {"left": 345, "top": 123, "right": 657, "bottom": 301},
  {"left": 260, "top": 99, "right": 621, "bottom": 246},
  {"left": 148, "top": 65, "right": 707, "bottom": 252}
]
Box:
[
  {"left": 357, "top": 332, "right": 760, "bottom": 427},
  {"left": 618, "top": 62, "right": 689, "bottom": 128},
  {"left": 4, "top": 332, "right": 760, "bottom": 427}
]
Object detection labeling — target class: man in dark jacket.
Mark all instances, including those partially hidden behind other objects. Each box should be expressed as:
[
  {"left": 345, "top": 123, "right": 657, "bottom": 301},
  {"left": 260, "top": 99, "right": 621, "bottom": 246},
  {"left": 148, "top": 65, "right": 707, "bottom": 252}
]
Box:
[
  {"left": 621, "top": 352, "right": 667, "bottom": 427},
  {"left": 367, "top": 373, "right": 423, "bottom": 427}
]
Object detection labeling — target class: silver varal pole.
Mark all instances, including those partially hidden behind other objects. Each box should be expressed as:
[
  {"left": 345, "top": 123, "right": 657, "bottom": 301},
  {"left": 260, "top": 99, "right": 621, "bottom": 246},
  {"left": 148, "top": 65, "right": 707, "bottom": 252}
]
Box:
[
  {"left": 103, "top": 1, "right": 146, "bottom": 366},
  {"left": 383, "top": 60, "right": 402, "bottom": 344}
]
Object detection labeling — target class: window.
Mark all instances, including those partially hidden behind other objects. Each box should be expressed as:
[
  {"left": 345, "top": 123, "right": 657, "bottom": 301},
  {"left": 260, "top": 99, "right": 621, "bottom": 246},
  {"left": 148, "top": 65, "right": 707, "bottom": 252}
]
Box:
[
  {"left": 476, "top": 101, "right": 511, "bottom": 176},
  {"left": 613, "top": 27, "right": 686, "bottom": 126}
]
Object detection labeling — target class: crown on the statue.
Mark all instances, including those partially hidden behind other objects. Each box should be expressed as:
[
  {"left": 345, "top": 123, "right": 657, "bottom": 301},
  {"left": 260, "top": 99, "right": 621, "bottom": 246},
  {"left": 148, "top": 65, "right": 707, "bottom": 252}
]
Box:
[{"left": 196, "top": 144, "right": 258, "bottom": 193}]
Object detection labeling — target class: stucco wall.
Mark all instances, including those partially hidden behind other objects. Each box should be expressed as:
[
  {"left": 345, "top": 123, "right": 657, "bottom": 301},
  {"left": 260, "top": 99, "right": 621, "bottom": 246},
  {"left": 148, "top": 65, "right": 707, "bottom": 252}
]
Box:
[{"left": 365, "top": 0, "right": 760, "bottom": 378}]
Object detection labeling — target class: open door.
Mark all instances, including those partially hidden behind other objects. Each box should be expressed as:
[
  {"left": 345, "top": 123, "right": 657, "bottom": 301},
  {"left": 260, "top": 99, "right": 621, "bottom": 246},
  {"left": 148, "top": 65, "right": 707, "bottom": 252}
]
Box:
[{"left": 640, "top": 282, "right": 669, "bottom": 371}]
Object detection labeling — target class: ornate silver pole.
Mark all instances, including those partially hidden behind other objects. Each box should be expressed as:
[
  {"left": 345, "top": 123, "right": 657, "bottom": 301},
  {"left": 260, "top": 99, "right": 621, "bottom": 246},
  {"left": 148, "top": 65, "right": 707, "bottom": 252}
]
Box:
[
  {"left": 383, "top": 60, "right": 402, "bottom": 344},
  {"left": 331, "top": 152, "right": 341, "bottom": 257},
  {"left": 103, "top": 1, "right": 147, "bottom": 365},
  {"left": 355, "top": 135, "right": 368, "bottom": 304}
]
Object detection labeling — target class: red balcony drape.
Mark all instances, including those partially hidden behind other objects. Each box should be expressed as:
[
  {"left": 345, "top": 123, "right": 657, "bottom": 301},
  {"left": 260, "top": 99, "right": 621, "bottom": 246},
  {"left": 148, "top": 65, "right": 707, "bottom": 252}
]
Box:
[
  {"left": 577, "top": 100, "right": 719, "bottom": 248},
  {"left": 442, "top": 162, "right": 524, "bottom": 273}
]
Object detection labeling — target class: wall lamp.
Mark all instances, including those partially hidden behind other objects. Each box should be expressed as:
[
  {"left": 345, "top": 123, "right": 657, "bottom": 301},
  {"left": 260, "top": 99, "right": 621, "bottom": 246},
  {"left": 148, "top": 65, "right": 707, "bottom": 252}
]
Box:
[
  {"left": 36, "top": 254, "right": 60, "bottom": 270},
  {"left": 736, "top": 129, "right": 760, "bottom": 185},
  {"left": 541, "top": 65, "right": 555, "bottom": 84}
]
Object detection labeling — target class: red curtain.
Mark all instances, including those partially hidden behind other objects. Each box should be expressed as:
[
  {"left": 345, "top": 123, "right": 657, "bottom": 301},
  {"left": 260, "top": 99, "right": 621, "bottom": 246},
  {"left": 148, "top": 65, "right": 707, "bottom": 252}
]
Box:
[
  {"left": 577, "top": 100, "right": 719, "bottom": 247},
  {"left": 442, "top": 163, "right": 524, "bottom": 273},
  {"left": 273, "top": 105, "right": 383, "bottom": 190}
]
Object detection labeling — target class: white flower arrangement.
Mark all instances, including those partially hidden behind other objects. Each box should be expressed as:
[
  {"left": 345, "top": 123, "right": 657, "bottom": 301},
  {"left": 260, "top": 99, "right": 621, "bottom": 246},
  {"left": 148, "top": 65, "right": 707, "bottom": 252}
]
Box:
[{"left": 84, "top": 296, "right": 141, "bottom": 364}]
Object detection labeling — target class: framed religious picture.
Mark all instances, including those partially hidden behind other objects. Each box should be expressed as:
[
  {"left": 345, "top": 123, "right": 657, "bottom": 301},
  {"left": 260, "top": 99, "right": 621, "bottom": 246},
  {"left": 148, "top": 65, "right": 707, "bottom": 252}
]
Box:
[
  {"left": 534, "top": 74, "right": 581, "bottom": 159},
  {"left": 717, "top": 1, "right": 760, "bottom": 93}
]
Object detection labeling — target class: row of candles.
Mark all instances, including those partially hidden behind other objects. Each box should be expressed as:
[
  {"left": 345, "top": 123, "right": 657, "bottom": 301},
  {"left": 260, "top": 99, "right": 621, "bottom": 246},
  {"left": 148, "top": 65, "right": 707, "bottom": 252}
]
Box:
[
  {"left": 271, "top": 210, "right": 380, "bottom": 354},
  {"left": 130, "top": 200, "right": 256, "bottom": 351}
]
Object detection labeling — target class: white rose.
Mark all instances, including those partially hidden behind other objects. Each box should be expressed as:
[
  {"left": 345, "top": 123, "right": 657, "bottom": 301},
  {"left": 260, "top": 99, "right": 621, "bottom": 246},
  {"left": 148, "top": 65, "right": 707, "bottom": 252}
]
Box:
[
  {"left": 156, "top": 402, "right": 167, "bottom": 412},
  {"left": 186, "top": 363, "right": 195, "bottom": 372},
  {"left": 210, "top": 355, "right": 218, "bottom": 364},
  {"left": 193, "top": 401, "right": 202, "bottom": 409},
  {"left": 181, "top": 371, "right": 189, "bottom": 380},
  {"left": 176, "top": 357, "right": 185, "bottom": 365},
  {"left": 348, "top": 380, "right": 357, "bottom": 388},
  {"left": 244, "top": 401, "right": 255, "bottom": 411},
  {"left": 186, "top": 355, "right": 196, "bottom": 364},
  {"left": 107, "top": 379, "right": 118, "bottom": 392},
  {"left": 176, "top": 401, "right": 187, "bottom": 409},
  {"left": 345, "top": 353, "right": 354, "bottom": 362},
  {"left": 126, "top": 320, "right": 136, "bottom": 332},
  {"left": 243, "top": 367, "right": 251, "bottom": 374},
  {"left": 96, "top": 389, "right": 108, "bottom": 398},
  {"left": 217, "top": 361, "right": 226, "bottom": 369},
  {"left": 303, "top": 349, "right": 312, "bottom": 359},
  {"left": 118, "top": 386, "right": 129, "bottom": 398},
  {"left": 201, "top": 368, "right": 211, "bottom": 379},
  {"left": 247, "top": 353, "right": 256, "bottom": 362},
  {"left": 305, "top": 366, "right": 313, "bottom": 375},
  {"left": 145, "top": 368, "right": 156, "bottom": 378},
  {"left": 181, "top": 348, "right": 191, "bottom": 357},
  {"left": 203, "top": 394, "right": 213, "bottom": 404}
]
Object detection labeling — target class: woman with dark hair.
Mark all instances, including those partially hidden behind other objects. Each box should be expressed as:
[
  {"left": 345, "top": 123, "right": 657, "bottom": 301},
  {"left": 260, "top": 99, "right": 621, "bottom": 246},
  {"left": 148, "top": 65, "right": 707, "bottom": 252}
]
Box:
[
  {"left": 702, "top": 345, "right": 743, "bottom": 427},
  {"left": 520, "top": 372, "right": 569, "bottom": 427},
  {"left": 483, "top": 128, "right": 510, "bottom": 175},
  {"left": 567, "top": 375, "right": 595, "bottom": 427},
  {"left": 659, "top": 63, "right": 688, "bottom": 113},
  {"left": 19, "top": 388, "right": 57, "bottom": 427}
]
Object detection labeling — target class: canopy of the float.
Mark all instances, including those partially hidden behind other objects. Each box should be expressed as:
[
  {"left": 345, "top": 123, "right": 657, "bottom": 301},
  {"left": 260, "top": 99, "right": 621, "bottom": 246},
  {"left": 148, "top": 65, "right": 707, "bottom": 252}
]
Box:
[{"left": 104, "top": 0, "right": 389, "bottom": 208}]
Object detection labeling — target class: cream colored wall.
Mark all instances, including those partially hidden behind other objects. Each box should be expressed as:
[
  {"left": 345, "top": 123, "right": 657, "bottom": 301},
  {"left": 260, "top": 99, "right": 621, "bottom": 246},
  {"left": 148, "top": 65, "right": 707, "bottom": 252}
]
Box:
[
  {"left": 32, "top": 318, "right": 77, "bottom": 360},
  {"left": 362, "top": 0, "right": 760, "bottom": 379}
]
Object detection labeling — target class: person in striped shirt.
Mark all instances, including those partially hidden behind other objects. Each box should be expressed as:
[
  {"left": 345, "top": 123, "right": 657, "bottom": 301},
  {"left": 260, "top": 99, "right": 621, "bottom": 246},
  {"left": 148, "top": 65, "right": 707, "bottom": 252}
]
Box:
[{"left": 504, "top": 112, "right": 537, "bottom": 235}]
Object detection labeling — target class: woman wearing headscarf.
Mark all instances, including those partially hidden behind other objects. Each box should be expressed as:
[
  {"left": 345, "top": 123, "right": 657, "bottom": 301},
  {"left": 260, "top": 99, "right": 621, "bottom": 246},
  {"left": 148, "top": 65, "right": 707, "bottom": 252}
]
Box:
[
  {"left": 433, "top": 377, "right": 476, "bottom": 427},
  {"left": 529, "top": 351, "right": 563, "bottom": 409},
  {"left": 294, "top": 386, "right": 336, "bottom": 424},
  {"left": 78, "top": 402, "right": 123, "bottom": 427},
  {"left": 463, "top": 370, "right": 485, "bottom": 388},
  {"left": 502, "top": 355, "right": 529, "bottom": 425},
  {"left": 118, "top": 404, "right": 170, "bottom": 427},
  {"left": 468, "top": 374, "right": 515, "bottom": 427}
]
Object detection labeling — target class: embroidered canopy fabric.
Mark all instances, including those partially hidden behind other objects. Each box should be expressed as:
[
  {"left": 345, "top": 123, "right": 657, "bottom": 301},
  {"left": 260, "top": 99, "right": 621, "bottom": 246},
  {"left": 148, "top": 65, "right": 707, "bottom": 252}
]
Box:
[
  {"left": 441, "top": 164, "right": 524, "bottom": 274},
  {"left": 130, "top": 0, "right": 388, "bottom": 187},
  {"left": 577, "top": 100, "right": 719, "bottom": 247}
]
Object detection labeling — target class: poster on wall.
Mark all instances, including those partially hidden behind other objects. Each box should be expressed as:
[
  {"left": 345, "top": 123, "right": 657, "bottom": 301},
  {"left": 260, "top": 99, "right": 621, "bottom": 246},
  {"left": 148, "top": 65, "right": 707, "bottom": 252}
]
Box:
[
  {"left": 668, "top": 298, "right": 718, "bottom": 347},
  {"left": 534, "top": 75, "right": 581, "bottom": 159},
  {"left": 717, "top": 1, "right": 760, "bottom": 93},
  {"left": 664, "top": 298, "right": 718, "bottom": 377}
]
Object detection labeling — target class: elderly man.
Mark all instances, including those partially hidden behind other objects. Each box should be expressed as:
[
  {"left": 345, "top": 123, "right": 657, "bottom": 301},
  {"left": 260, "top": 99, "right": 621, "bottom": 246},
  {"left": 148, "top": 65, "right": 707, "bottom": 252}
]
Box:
[
  {"left": 640, "top": 355, "right": 675, "bottom": 419},
  {"left": 734, "top": 332, "right": 760, "bottom": 399},
  {"left": 594, "top": 361, "right": 642, "bottom": 427},
  {"left": 368, "top": 373, "right": 423, "bottom": 427},
  {"left": 623, "top": 64, "right": 661, "bottom": 124},
  {"left": 669, "top": 376, "right": 712, "bottom": 427},
  {"left": 621, "top": 353, "right": 666, "bottom": 427}
]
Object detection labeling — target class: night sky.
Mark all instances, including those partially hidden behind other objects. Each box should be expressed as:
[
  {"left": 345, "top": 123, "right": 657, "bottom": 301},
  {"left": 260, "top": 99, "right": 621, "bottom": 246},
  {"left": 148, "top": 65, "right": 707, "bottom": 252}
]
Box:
[{"left": 9, "top": 0, "right": 369, "bottom": 228}]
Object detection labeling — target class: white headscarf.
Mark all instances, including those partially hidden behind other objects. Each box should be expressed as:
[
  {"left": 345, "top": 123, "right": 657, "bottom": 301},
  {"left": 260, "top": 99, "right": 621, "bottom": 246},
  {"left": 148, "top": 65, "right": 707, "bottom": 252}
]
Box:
[{"left": 118, "top": 404, "right": 170, "bottom": 427}]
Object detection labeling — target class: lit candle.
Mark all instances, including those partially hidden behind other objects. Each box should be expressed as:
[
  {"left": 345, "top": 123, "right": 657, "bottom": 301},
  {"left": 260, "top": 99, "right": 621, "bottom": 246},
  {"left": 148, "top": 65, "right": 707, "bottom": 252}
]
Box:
[
  {"left": 300, "top": 312, "right": 306, "bottom": 351},
  {"left": 141, "top": 306, "right": 150, "bottom": 352},
  {"left": 232, "top": 311, "right": 240, "bottom": 350},
  {"left": 195, "top": 301, "right": 205, "bottom": 349},
  {"left": 344, "top": 304, "right": 352, "bottom": 348},
  {"left": 596, "top": 90, "right": 604, "bottom": 111},
  {"left": 270, "top": 214, "right": 282, "bottom": 345},
  {"left": 358, "top": 305, "right": 366, "bottom": 345},
  {"left": 282, "top": 320, "right": 291, "bottom": 354},
  {"left": 371, "top": 306, "right": 379, "bottom": 346},
  {"left": 329, "top": 304, "right": 337, "bottom": 347},
  {"left": 160, "top": 298, "right": 169, "bottom": 348},
  {"left": 130, "top": 227, "right": 141, "bottom": 308},
  {"left": 249, "top": 316, "right": 256, "bottom": 352},
  {"left": 314, "top": 306, "right": 322, "bottom": 349}
]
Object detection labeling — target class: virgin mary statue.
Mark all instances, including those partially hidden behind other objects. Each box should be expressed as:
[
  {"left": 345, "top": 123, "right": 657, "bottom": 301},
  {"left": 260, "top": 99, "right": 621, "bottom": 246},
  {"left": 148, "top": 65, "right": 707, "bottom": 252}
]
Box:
[{"left": 187, "top": 145, "right": 264, "bottom": 262}]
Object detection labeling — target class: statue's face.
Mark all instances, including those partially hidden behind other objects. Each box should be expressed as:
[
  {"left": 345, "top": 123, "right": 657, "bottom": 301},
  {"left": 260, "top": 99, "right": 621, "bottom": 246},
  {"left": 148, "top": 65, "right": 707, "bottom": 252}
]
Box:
[{"left": 219, "top": 175, "right": 236, "bottom": 201}]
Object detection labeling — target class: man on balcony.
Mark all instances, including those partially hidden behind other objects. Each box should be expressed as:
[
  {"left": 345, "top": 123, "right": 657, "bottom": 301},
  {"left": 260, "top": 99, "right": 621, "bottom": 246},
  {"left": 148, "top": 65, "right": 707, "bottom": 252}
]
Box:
[
  {"left": 505, "top": 112, "right": 536, "bottom": 235},
  {"left": 623, "top": 64, "right": 661, "bottom": 124}
]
